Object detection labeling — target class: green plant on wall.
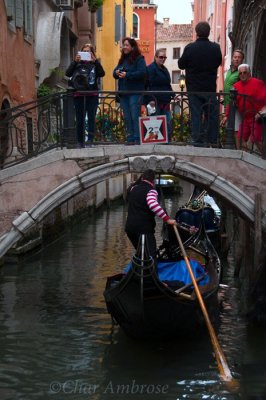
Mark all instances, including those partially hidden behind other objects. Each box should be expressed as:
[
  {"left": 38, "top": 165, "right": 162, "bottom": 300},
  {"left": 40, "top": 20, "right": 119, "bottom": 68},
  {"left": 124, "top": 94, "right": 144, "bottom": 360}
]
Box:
[
  {"left": 37, "top": 67, "right": 65, "bottom": 97},
  {"left": 88, "top": 0, "right": 104, "bottom": 12},
  {"left": 37, "top": 84, "right": 53, "bottom": 98}
]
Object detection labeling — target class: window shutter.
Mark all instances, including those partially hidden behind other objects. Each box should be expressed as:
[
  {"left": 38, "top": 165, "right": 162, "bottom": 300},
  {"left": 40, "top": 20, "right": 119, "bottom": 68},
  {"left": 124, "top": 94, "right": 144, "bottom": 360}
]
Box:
[
  {"left": 121, "top": 15, "right": 125, "bottom": 39},
  {"left": 15, "top": 0, "right": 24, "bottom": 28},
  {"left": 24, "top": 0, "right": 33, "bottom": 36},
  {"left": 96, "top": 6, "right": 103, "bottom": 27},
  {"left": 5, "top": 0, "right": 15, "bottom": 20},
  {"left": 115, "top": 5, "right": 121, "bottom": 43}
]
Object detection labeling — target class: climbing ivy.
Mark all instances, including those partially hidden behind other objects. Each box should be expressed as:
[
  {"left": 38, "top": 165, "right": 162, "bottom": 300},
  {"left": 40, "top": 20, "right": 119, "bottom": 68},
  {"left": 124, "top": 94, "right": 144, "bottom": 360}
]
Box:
[{"left": 88, "top": 0, "right": 104, "bottom": 12}]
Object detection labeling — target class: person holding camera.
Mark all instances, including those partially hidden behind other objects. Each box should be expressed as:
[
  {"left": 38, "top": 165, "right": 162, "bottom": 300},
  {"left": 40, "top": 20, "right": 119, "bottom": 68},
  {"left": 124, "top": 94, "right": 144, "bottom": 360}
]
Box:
[
  {"left": 113, "top": 37, "right": 147, "bottom": 144},
  {"left": 66, "top": 43, "right": 105, "bottom": 147}
]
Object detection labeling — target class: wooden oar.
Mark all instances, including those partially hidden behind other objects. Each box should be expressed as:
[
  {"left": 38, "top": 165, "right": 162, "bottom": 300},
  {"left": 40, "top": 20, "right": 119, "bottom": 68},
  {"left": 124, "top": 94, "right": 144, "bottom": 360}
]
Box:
[{"left": 173, "top": 225, "right": 239, "bottom": 387}]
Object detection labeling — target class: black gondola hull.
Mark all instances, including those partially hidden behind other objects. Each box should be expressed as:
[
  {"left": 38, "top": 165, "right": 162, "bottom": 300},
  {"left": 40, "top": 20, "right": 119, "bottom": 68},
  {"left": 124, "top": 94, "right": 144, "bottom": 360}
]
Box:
[{"left": 104, "top": 261, "right": 219, "bottom": 339}]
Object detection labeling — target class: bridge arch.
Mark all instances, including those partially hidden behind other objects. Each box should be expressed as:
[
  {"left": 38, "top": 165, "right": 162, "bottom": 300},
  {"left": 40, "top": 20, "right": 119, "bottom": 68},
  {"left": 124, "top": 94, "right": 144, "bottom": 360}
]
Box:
[{"left": 0, "top": 154, "right": 255, "bottom": 259}]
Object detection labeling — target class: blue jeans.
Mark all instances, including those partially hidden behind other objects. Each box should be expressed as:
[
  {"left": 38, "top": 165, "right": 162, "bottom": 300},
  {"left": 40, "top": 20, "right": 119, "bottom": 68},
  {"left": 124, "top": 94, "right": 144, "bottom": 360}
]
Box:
[
  {"left": 156, "top": 105, "right": 172, "bottom": 141},
  {"left": 74, "top": 95, "right": 99, "bottom": 145},
  {"left": 120, "top": 95, "right": 142, "bottom": 142},
  {"left": 188, "top": 93, "right": 219, "bottom": 146}
]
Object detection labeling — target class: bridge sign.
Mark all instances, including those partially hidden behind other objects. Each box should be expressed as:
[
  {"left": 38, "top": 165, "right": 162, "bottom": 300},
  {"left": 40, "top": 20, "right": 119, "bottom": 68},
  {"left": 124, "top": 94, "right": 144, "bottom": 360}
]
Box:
[{"left": 139, "top": 115, "right": 168, "bottom": 144}]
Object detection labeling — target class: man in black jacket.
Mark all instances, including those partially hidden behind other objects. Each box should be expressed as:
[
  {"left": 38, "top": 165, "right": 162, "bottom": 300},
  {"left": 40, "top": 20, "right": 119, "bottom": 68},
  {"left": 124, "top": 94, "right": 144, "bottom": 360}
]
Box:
[{"left": 178, "top": 21, "right": 222, "bottom": 147}]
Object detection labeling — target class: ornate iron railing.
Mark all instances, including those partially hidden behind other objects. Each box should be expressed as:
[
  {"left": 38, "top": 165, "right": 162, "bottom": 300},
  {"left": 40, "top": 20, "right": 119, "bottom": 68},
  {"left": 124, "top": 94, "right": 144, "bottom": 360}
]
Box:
[{"left": 0, "top": 89, "right": 265, "bottom": 169}]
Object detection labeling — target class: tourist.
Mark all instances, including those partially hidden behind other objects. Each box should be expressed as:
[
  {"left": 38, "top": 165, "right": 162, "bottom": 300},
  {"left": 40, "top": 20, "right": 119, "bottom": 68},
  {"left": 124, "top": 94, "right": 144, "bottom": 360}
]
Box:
[
  {"left": 65, "top": 43, "right": 105, "bottom": 147},
  {"left": 224, "top": 64, "right": 266, "bottom": 152},
  {"left": 178, "top": 21, "right": 222, "bottom": 147},
  {"left": 146, "top": 48, "right": 174, "bottom": 140},
  {"left": 113, "top": 37, "right": 147, "bottom": 144},
  {"left": 221, "top": 49, "right": 245, "bottom": 148}
]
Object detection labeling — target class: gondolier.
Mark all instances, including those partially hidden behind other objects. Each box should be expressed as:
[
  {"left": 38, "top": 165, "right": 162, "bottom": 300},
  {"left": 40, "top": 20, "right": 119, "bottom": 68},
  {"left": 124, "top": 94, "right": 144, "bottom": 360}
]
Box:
[{"left": 125, "top": 169, "right": 176, "bottom": 259}]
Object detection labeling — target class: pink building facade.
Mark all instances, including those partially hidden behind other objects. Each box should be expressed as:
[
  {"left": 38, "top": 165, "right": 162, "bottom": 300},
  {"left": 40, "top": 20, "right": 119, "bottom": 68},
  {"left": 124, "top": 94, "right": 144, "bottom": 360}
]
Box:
[
  {"left": 192, "top": 0, "right": 234, "bottom": 91},
  {"left": 0, "top": 1, "right": 35, "bottom": 111}
]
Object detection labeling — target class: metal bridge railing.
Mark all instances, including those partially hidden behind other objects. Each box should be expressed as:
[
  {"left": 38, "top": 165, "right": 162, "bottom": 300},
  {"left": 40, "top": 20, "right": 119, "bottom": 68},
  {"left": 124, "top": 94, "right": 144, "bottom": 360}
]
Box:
[{"left": 0, "top": 90, "right": 265, "bottom": 169}]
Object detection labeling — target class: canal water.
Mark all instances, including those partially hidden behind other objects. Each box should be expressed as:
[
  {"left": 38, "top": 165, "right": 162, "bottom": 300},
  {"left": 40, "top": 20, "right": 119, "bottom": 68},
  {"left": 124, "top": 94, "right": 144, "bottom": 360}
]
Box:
[{"left": 0, "top": 185, "right": 266, "bottom": 400}]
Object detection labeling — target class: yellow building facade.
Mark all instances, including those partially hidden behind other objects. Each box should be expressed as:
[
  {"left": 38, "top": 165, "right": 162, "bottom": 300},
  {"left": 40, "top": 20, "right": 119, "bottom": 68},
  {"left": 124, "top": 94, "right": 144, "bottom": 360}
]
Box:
[{"left": 96, "top": 0, "right": 133, "bottom": 91}]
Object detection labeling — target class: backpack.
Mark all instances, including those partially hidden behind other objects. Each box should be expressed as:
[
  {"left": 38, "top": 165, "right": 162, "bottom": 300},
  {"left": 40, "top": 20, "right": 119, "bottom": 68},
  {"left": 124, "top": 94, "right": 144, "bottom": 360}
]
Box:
[{"left": 69, "top": 64, "right": 96, "bottom": 91}]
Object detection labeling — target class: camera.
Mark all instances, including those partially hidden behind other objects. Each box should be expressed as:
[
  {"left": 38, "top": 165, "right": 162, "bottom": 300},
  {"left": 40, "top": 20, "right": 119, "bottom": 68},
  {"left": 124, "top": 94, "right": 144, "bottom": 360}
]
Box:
[
  {"left": 118, "top": 67, "right": 125, "bottom": 72},
  {"left": 78, "top": 51, "right": 91, "bottom": 61}
]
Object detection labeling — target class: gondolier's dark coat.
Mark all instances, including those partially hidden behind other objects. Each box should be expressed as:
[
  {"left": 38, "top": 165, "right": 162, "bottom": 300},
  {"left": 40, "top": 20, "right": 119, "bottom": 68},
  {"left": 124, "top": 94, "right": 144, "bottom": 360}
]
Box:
[{"left": 125, "top": 181, "right": 156, "bottom": 234}]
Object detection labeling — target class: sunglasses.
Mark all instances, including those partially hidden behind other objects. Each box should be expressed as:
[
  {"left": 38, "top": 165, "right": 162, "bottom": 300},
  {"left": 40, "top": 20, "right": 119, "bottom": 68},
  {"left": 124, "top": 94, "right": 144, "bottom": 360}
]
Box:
[
  {"left": 157, "top": 56, "right": 167, "bottom": 60},
  {"left": 239, "top": 71, "right": 248, "bottom": 75}
]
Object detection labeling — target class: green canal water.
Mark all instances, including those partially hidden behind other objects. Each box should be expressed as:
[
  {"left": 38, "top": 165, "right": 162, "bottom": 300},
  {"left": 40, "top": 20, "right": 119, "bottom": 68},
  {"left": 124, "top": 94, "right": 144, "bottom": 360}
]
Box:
[{"left": 0, "top": 187, "right": 266, "bottom": 399}]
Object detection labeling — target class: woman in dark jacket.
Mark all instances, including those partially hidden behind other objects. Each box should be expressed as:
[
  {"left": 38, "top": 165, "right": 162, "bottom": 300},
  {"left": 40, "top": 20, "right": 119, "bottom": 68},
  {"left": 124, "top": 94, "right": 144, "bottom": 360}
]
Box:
[
  {"left": 113, "top": 37, "right": 147, "bottom": 144},
  {"left": 147, "top": 48, "right": 174, "bottom": 139},
  {"left": 66, "top": 43, "right": 105, "bottom": 147}
]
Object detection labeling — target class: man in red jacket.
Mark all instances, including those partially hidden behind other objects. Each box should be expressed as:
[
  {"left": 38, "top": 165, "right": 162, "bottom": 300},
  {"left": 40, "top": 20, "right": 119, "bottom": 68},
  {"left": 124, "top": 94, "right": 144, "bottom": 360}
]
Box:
[{"left": 225, "top": 64, "right": 266, "bottom": 151}]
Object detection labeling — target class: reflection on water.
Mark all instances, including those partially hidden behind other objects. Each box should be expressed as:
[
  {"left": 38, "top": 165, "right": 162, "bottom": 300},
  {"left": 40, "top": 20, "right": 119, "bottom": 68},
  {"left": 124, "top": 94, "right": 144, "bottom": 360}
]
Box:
[{"left": 0, "top": 187, "right": 266, "bottom": 399}]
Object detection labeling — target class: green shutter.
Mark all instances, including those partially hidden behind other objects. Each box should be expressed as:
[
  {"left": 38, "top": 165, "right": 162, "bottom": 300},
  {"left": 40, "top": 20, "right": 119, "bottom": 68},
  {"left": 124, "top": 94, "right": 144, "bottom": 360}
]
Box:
[
  {"left": 24, "top": 0, "right": 33, "bottom": 36},
  {"left": 96, "top": 6, "right": 103, "bottom": 27},
  {"left": 5, "top": 0, "right": 15, "bottom": 19},
  {"left": 115, "top": 5, "right": 121, "bottom": 43},
  {"left": 15, "top": 0, "right": 24, "bottom": 28}
]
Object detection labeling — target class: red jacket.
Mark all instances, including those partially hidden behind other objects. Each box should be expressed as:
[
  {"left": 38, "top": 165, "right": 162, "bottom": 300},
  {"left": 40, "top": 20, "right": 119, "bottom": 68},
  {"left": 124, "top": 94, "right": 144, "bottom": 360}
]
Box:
[{"left": 227, "top": 77, "right": 266, "bottom": 120}]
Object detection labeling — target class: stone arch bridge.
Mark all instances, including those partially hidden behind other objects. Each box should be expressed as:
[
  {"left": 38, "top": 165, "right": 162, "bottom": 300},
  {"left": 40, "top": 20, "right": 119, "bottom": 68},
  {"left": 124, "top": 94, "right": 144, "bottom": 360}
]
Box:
[{"left": 0, "top": 144, "right": 265, "bottom": 260}]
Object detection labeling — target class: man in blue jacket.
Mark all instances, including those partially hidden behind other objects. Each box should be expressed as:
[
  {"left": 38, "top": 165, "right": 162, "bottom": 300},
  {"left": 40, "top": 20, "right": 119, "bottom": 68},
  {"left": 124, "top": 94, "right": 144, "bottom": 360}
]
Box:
[{"left": 178, "top": 21, "right": 222, "bottom": 147}]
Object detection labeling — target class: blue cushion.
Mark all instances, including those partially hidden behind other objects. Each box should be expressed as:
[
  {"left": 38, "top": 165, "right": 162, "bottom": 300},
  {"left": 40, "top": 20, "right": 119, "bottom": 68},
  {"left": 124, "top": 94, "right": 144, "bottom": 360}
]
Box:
[{"left": 124, "top": 259, "right": 209, "bottom": 285}]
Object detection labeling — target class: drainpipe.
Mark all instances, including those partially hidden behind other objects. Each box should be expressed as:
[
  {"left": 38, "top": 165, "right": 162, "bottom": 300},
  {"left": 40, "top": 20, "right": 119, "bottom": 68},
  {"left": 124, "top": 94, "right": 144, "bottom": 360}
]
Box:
[
  {"left": 222, "top": 0, "right": 227, "bottom": 72},
  {"left": 155, "top": 4, "right": 157, "bottom": 50},
  {"left": 261, "top": 113, "right": 266, "bottom": 159}
]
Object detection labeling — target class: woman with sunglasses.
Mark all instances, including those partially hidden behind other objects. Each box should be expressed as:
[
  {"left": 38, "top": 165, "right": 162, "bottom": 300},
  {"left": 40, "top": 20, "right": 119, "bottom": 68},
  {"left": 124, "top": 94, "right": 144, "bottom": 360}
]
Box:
[
  {"left": 66, "top": 43, "right": 105, "bottom": 147},
  {"left": 113, "top": 37, "right": 147, "bottom": 144},
  {"left": 146, "top": 49, "right": 174, "bottom": 140}
]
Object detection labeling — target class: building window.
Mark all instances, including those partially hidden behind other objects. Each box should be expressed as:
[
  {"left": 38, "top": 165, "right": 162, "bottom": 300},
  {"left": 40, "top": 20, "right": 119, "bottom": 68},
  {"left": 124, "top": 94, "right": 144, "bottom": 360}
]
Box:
[
  {"left": 172, "top": 70, "right": 181, "bottom": 84},
  {"left": 5, "top": 0, "right": 33, "bottom": 36},
  {"left": 96, "top": 6, "right": 103, "bottom": 27},
  {"left": 173, "top": 47, "right": 181, "bottom": 59},
  {"left": 24, "top": 0, "right": 33, "bottom": 36},
  {"left": 5, "top": 0, "right": 15, "bottom": 22},
  {"left": 133, "top": 13, "right": 139, "bottom": 39},
  {"left": 115, "top": 4, "right": 121, "bottom": 43}
]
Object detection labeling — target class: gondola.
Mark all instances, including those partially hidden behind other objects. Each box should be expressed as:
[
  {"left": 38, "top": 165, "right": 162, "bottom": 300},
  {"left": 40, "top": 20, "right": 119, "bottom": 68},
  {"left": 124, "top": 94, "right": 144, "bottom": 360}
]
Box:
[
  {"left": 103, "top": 222, "right": 221, "bottom": 339},
  {"left": 175, "top": 188, "right": 220, "bottom": 234},
  {"left": 175, "top": 188, "right": 221, "bottom": 249}
]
